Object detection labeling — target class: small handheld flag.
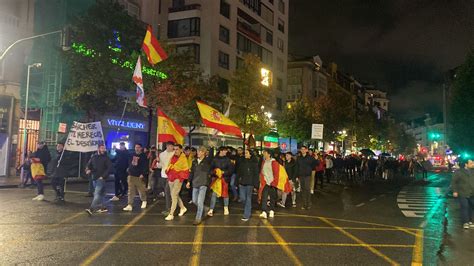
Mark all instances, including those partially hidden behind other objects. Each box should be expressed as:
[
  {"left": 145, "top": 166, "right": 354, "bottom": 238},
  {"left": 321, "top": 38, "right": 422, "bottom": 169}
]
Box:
[{"left": 133, "top": 56, "right": 146, "bottom": 107}]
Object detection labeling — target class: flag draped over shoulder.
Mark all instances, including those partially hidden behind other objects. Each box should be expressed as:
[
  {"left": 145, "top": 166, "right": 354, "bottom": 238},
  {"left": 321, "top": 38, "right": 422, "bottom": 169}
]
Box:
[
  {"left": 196, "top": 101, "right": 242, "bottom": 138},
  {"left": 157, "top": 108, "right": 186, "bottom": 145},
  {"left": 210, "top": 168, "right": 229, "bottom": 198},
  {"left": 142, "top": 25, "right": 168, "bottom": 65},
  {"left": 258, "top": 160, "right": 292, "bottom": 201},
  {"left": 166, "top": 153, "right": 189, "bottom": 182},
  {"left": 133, "top": 56, "right": 146, "bottom": 107},
  {"left": 31, "top": 158, "right": 46, "bottom": 181}
]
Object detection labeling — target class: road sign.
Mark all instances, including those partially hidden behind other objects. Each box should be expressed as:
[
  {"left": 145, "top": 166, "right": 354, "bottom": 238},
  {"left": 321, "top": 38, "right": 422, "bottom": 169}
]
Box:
[{"left": 311, "top": 124, "right": 324, "bottom": 139}]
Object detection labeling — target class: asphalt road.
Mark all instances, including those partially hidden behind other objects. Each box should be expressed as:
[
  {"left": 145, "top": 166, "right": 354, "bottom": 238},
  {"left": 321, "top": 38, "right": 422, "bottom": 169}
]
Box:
[{"left": 0, "top": 172, "right": 465, "bottom": 265}]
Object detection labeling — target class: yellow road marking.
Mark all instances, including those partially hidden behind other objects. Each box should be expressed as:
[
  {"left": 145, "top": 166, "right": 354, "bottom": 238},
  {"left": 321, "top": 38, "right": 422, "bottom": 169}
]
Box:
[
  {"left": 319, "top": 217, "right": 400, "bottom": 266},
  {"left": 189, "top": 224, "right": 204, "bottom": 266},
  {"left": 80, "top": 201, "right": 158, "bottom": 266},
  {"left": 7, "top": 239, "right": 415, "bottom": 248},
  {"left": 0, "top": 223, "right": 421, "bottom": 233},
  {"left": 411, "top": 229, "right": 424, "bottom": 266},
  {"left": 49, "top": 212, "right": 84, "bottom": 227},
  {"left": 262, "top": 219, "right": 303, "bottom": 266}
]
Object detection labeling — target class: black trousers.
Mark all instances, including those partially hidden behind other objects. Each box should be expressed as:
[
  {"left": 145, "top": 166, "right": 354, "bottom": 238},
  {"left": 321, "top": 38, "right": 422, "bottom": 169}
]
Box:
[
  {"left": 261, "top": 185, "right": 277, "bottom": 212},
  {"left": 315, "top": 171, "right": 324, "bottom": 189},
  {"left": 115, "top": 170, "right": 128, "bottom": 196},
  {"left": 51, "top": 176, "right": 65, "bottom": 199},
  {"left": 300, "top": 176, "right": 311, "bottom": 208}
]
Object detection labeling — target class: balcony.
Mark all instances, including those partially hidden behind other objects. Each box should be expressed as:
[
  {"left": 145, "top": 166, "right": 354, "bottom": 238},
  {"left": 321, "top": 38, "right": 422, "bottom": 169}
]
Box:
[
  {"left": 237, "top": 21, "right": 261, "bottom": 43},
  {"left": 168, "top": 4, "right": 201, "bottom": 13}
]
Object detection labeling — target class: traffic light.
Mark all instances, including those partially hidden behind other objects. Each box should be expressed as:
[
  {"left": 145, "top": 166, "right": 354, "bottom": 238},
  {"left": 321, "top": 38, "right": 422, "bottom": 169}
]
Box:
[
  {"left": 428, "top": 132, "right": 441, "bottom": 140},
  {"left": 61, "top": 26, "right": 71, "bottom": 51}
]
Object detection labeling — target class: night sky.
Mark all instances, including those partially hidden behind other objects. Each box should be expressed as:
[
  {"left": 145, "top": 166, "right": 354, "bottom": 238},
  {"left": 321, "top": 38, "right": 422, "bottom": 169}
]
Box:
[{"left": 289, "top": 0, "right": 474, "bottom": 120}]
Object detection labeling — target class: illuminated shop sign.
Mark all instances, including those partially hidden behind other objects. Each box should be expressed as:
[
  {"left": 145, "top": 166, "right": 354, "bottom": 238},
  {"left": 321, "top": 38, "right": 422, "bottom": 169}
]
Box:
[{"left": 102, "top": 116, "right": 148, "bottom": 132}]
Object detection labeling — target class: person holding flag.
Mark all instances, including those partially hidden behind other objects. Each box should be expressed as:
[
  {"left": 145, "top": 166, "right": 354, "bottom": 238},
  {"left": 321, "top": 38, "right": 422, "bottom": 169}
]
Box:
[
  {"left": 258, "top": 149, "right": 292, "bottom": 219},
  {"left": 208, "top": 147, "right": 234, "bottom": 216},
  {"left": 164, "top": 144, "right": 189, "bottom": 221}
]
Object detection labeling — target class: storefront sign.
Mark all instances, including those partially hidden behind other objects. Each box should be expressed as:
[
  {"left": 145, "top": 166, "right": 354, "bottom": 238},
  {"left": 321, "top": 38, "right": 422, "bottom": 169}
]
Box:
[
  {"left": 65, "top": 121, "right": 104, "bottom": 152},
  {"left": 102, "top": 116, "right": 148, "bottom": 132},
  {"left": 264, "top": 136, "right": 278, "bottom": 143},
  {"left": 311, "top": 124, "right": 324, "bottom": 139},
  {"left": 58, "top": 123, "right": 67, "bottom": 133}
]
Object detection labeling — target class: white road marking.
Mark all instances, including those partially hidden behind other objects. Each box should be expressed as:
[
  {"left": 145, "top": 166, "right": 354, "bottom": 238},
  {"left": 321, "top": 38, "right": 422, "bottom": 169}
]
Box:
[{"left": 356, "top": 203, "right": 365, "bottom": 207}]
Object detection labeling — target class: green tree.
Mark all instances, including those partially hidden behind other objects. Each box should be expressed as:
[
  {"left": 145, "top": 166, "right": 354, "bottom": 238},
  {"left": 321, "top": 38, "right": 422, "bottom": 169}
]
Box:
[
  {"left": 449, "top": 51, "right": 474, "bottom": 154},
  {"left": 277, "top": 99, "right": 314, "bottom": 141},
  {"left": 62, "top": 1, "right": 145, "bottom": 120},
  {"left": 229, "top": 54, "right": 272, "bottom": 137},
  {"left": 313, "top": 90, "right": 352, "bottom": 141}
]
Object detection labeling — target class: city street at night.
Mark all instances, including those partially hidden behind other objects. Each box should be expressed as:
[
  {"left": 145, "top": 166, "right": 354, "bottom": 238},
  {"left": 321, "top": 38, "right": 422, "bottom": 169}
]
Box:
[{"left": 1, "top": 172, "right": 470, "bottom": 265}]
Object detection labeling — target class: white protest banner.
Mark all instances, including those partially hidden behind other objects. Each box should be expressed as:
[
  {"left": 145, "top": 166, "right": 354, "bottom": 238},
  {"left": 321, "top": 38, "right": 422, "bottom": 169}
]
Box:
[
  {"left": 64, "top": 121, "right": 104, "bottom": 152},
  {"left": 311, "top": 123, "right": 324, "bottom": 139}
]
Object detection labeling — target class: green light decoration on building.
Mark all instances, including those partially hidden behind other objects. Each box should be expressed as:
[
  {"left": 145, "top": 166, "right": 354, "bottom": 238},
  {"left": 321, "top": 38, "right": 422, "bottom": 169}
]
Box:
[{"left": 71, "top": 42, "right": 168, "bottom": 79}]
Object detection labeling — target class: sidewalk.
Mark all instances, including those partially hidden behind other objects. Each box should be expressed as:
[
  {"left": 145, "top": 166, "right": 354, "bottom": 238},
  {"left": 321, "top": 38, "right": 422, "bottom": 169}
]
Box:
[
  {"left": 437, "top": 197, "right": 474, "bottom": 264},
  {"left": 0, "top": 176, "right": 91, "bottom": 189}
]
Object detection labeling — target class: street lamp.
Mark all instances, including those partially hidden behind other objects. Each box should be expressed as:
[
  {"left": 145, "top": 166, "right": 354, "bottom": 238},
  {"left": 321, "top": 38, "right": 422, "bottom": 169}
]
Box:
[{"left": 20, "top": 63, "right": 42, "bottom": 183}]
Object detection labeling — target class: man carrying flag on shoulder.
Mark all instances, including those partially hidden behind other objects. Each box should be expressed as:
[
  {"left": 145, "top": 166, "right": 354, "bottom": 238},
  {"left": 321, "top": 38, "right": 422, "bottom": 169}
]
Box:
[
  {"left": 164, "top": 144, "right": 189, "bottom": 221},
  {"left": 258, "top": 149, "right": 292, "bottom": 219},
  {"left": 208, "top": 147, "right": 233, "bottom": 217}
]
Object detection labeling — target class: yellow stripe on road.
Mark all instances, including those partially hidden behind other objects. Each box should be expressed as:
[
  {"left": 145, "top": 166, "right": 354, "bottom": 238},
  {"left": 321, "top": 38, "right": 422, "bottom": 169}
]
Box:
[
  {"left": 189, "top": 224, "right": 204, "bottom": 266},
  {"left": 80, "top": 201, "right": 158, "bottom": 266},
  {"left": 319, "top": 217, "right": 400, "bottom": 266},
  {"left": 411, "top": 229, "right": 424, "bottom": 266},
  {"left": 262, "top": 219, "right": 303, "bottom": 266}
]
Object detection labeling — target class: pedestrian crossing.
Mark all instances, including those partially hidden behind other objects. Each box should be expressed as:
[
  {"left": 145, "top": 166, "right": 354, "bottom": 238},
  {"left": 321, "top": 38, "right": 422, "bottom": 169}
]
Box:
[{"left": 397, "top": 187, "right": 444, "bottom": 218}]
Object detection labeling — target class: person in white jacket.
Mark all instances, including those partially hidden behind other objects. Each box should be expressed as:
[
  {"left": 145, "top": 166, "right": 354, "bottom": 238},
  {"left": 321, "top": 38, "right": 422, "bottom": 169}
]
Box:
[{"left": 157, "top": 141, "right": 175, "bottom": 216}]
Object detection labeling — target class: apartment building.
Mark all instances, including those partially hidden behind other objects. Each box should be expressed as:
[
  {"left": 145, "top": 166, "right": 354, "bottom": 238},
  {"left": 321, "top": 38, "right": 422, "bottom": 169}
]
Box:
[{"left": 154, "top": 0, "right": 289, "bottom": 113}]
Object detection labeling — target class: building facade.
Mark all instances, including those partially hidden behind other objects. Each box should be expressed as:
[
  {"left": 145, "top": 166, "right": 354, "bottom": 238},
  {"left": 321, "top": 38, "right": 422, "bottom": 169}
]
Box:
[
  {"left": 155, "top": 0, "right": 289, "bottom": 113},
  {"left": 287, "top": 55, "right": 329, "bottom": 103},
  {"left": 0, "top": 0, "right": 35, "bottom": 177}
]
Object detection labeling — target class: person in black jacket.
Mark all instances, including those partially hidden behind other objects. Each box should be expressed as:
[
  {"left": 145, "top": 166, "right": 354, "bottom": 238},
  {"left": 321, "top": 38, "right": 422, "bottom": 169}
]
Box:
[
  {"left": 49, "top": 143, "right": 74, "bottom": 203},
  {"left": 208, "top": 146, "right": 234, "bottom": 216},
  {"left": 236, "top": 149, "right": 259, "bottom": 221},
  {"left": 111, "top": 142, "right": 129, "bottom": 201},
  {"left": 280, "top": 152, "right": 297, "bottom": 208},
  {"left": 296, "top": 146, "right": 318, "bottom": 210},
  {"left": 123, "top": 143, "right": 148, "bottom": 211},
  {"left": 35, "top": 141, "right": 51, "bottom": 171},
  {"left": 186, "top": 146, "right": 212, "bottom": 225},
  {"left": 85, "top": 144, "right": 112, "bottom": 215}
]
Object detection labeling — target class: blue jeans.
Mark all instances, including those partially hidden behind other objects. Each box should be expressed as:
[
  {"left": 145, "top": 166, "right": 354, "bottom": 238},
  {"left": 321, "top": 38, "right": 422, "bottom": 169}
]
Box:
[
  {"left": 230, "top": 174, "right": 238, "bottom": 198},
  {"left": 90, "top": 179, "right": 106, "bottom": 211},
  {"left": 88, "top": 175, "right": 94, "bottom": 195},
  {"left": 192, "top": 186, "right": 207, "bottom": 221},
  {"left": 239, "top": 185, "right": 253, "bottom": 219},
  {"left": 210, "top": 191, "right": 229, "bottom": 209},
  {"left": 458, "top": 197, "right": 474, "bottom": 224}
]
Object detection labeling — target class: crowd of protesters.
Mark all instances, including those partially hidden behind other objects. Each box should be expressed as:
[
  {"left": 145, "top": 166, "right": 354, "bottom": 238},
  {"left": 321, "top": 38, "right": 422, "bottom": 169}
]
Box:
[{"left": 19, "top": 141, "right": 440, "bottom": 226}]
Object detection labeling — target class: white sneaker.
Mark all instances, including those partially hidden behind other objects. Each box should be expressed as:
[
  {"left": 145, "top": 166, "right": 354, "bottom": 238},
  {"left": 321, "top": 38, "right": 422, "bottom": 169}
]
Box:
[
  {"left": 36, "top": 194, "right": 45, "bottom": 201},
  {"left": 310, "top": 190, "right": 314, "bottom": 194},
  {"left": 165, "top": 214, "right": 174, "bottom": 221},
  {"left": 259, "top": 211, "right": 268, "bottom": 219},
  {"left": 141, "top": 201, "right": 147, "bottom": 209},
  {"left": 469, "top": 222, "right": 474, "bottom": 228},
  {"left": 463, "top": 223, "right": 470, "bottom": 229},
  {"left": 111, "top": 196, "right": 120, "bottom": 201},
  {"left": 277, "top": 202, "right": 285, "bottom": 208},
  {"left": 178, "top": 207, "right": 187, "bottom": 216},
  {"left": 207, "top": 209, "right": 214, "bottom": 217},
  {"left": 32, "top": 195, "right": 40, "bottom": 201},
  {"left": 224, "top": 207, "right": 229, "bottom": 215},
  {"left": 123, "top": 205, "right": 133, "bottom": 211},
  {"left": 269, "top": 210, "right": 275, "bottom": 218}
]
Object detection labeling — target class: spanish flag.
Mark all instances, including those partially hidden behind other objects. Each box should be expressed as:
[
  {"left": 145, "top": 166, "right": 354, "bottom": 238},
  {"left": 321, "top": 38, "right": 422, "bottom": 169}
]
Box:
[
  {"left": 196, "top": 101, "right": 242, "bottom": 138},
  {"left": 210, "top": 168, "right": 229, "bottom": 198},
  {"left": 258, "top": 160, "right": 292, "bottom": 201},
  {"left": 31, "top": 158, "right": 46, "bottom": 181},
  {"left": 142, "top": 25, "right": 168, "bottom": 65},
  {"left": 166, "top": 153, "right": 189, "bottom": 182},
  {"left": 157, "top": 108, "right": 186, "bottom": 145}
]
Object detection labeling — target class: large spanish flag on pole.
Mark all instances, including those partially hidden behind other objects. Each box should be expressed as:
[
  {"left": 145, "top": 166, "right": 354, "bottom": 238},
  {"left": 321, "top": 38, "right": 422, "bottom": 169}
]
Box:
[
  {"left": 142, "top": 25, "right": 168, "bottom": 65},
  {"left": 196, "top": 101, "right": 242, "bottom": 138},
  {"left": 157, "top": 108, "right": 186, "bottom": 145}
]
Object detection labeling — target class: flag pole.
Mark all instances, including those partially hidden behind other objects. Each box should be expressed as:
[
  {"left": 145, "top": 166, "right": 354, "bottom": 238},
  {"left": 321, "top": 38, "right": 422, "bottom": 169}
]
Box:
[
  {"left": 114, "top": 98, "right": 129, "bottom": 141},
  {"left": 147, "top": 107, "right": 153, "bottom": 147}
]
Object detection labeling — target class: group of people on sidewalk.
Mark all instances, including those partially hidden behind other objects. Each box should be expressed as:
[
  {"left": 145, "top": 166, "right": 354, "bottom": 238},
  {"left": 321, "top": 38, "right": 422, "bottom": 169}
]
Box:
[
  {"left": 81, "top": 141, "right": 327, "bottom": 225},
  {"left": 451, "top": 158, "right": 474, "bottom": 229}
]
